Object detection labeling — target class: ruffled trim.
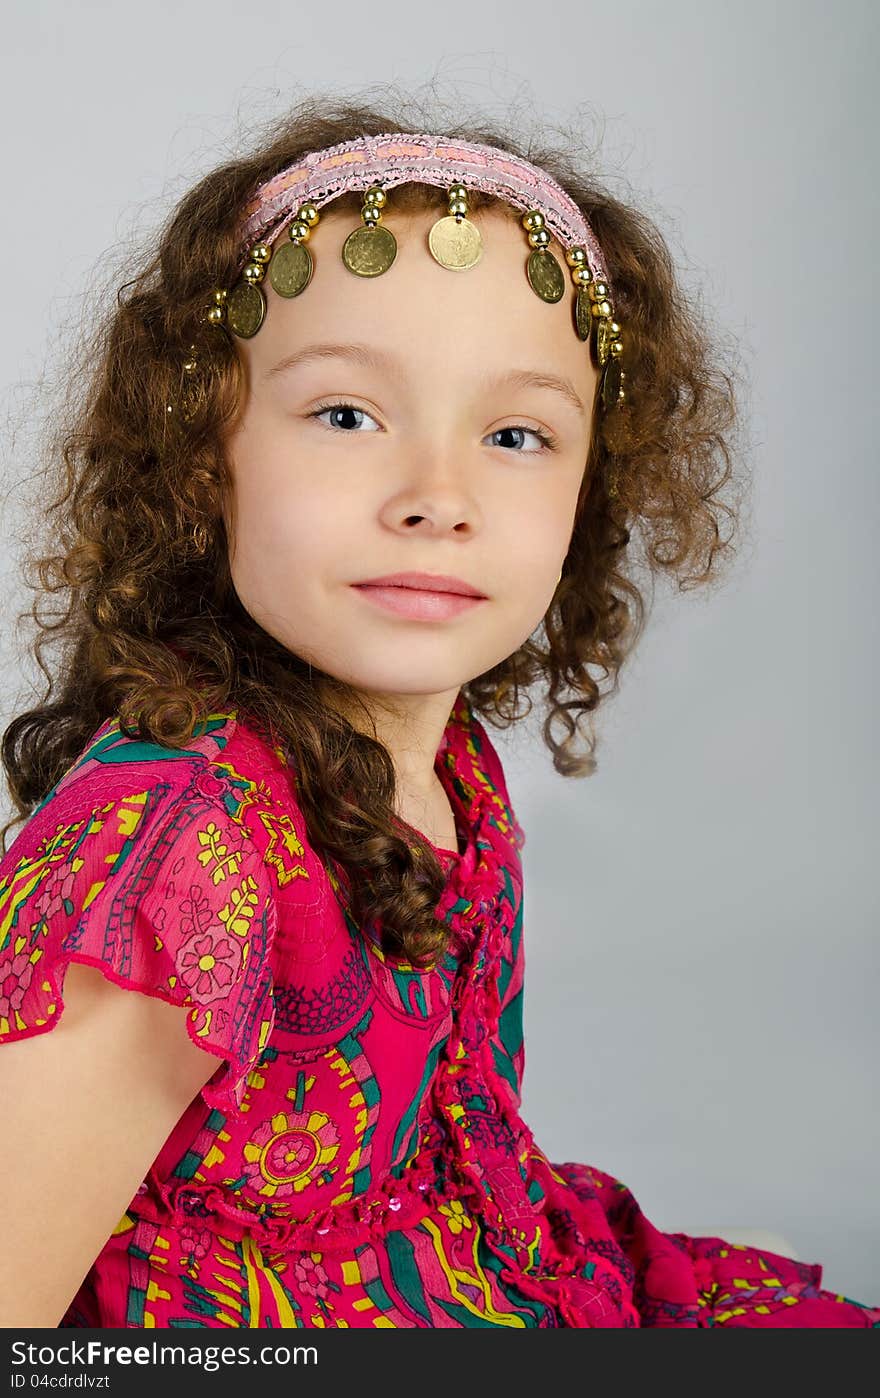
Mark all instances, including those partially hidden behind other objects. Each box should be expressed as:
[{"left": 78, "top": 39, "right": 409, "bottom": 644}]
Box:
[
  {"left": 431, "top": 693, "right": 515, "bottom": 947},
  {"left": 432, "top": 822, "right": 508, "bottom": 951},
  {"left": 135, "top": 1150, "right": 457, "bottom": 1255},
  {"left": 417, "top": 732, "right": 645, "bottom": 1326},
  {"left": 412, "top": 909, "right": 629, "bottom": 1327}
]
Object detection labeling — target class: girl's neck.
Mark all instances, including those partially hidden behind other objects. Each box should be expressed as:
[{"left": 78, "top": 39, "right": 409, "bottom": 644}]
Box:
[
  {"left": 319, "top": 681, "right": 462, "bottom": 799},
  {"left": 394, "top": 770, "right": 461, "bottom": 855}
]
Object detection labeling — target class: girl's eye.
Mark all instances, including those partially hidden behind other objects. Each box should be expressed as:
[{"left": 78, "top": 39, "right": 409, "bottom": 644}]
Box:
[
  {"left": 487, "top": 424, "right": 556, "bottom": 453},
  {"left": 310, "top": 403, "right": 381, "bottom": 434},
  {"left": 307, "top": 402, "right": 557, "bottom": 453}
]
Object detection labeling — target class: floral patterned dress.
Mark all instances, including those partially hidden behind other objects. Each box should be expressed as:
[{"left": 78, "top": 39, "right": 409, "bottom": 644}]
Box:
[{"left": 0, "top": 694, "right": 876, "bottom": 1328}]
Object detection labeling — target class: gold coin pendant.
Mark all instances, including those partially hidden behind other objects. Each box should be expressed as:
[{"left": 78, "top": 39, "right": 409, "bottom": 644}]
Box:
[
  {"left": 342, "top": 225, "right": 398, "bottom": 277},
  {"left": 427, "top": 215, "right": 483, "bottom": 270},
  {"left": 269, "top": 241, "right": 314, "bottom": 298},
  {"left": 575, "top": 286, "right": 592, "bottom": 341},
  {"left": 602, "top": 356, "right": 622, "bottom": 410},
  {"left": 225, "top": 280, "right": 265, "bottom": 339},
  {"left": 527, "top": 249, "right": 565, "bottom": 303},
  {"left": 595, "top": 316, "right": 612, "bottom": 366}
]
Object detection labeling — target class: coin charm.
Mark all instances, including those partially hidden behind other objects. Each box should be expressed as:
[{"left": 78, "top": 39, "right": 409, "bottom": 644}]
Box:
[
  {"left": 428, "top": 214, "right": 483, "bottom": 270},
  {"left": 575, "top": 286, "right": 593, "bottom": 341},
  {"left": 269, "top": 240, "right": 314, "bottom": 297},
  {"left": 527, "top": 249, "right": 565, "bottom": 303},
  {"left": 595, "top": 315, "right": 613, "bottom": 366},
  {"left": 225, "top": 280, "right": 265, "bottom": 338},
  {"left": 601, "top": 356, "right": 622, "bottom": 410},
  {"left": 342, "top": 224, "right": 397, "bottom": 277}
]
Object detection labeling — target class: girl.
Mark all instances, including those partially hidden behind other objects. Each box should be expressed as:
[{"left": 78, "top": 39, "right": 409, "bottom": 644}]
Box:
[{"left": 0, "top": 96, "right": 876, "bottom": 1330}]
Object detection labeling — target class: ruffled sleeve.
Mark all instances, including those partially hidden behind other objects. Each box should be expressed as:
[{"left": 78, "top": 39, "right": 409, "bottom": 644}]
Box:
[{"left": 0, "top": 770, "right": 276, "bottom": 1115}]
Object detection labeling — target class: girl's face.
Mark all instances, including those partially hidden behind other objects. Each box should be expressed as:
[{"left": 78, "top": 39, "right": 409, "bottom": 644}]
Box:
[{"left": 223, "top": 203, "right": 599, "bottom": 701}]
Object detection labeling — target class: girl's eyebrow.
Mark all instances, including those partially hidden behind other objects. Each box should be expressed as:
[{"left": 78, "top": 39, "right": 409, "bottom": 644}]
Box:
[{"left": 264, "top": 341, "right": 586, "bottom": 416}]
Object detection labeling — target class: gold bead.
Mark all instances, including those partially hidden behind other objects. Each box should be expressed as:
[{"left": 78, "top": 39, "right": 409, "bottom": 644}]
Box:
[
  {"left": 609, "top": 320, "right": 621, "bottom": 336},
  {"left": 364, "top": 186, "right": 387, "bottom": 207},
  {"left": 592, "top": 280, "right": 609, "bottom": 299},
  {"left": 289, "top": 219, "right": 311, "bottom": 242},
  {"left": 528, "top": 228, "right": 550, "bottom": 248},
  {"left": 572, "top": 266, "right": 593, "bottom": 286},
  {"left": 610, "top": 340, "right": 623, "bottom": 357},
  {"left": 206, "top": 304, "right": 225, "bottom": 325},
  {"left": 298, "top": 201, "right": 319, "bottom": 225},
  {"left": 448, "top": 183, "right": 468, "bottom": 201},
  {"left": 522, "top": 209, "right": 545, "bottom": 232},
  {"left": 362, "top": 205, "right": 381, "bottom": 225},
  {"left": 243, "top": 262, "right": 265, "bottom": 283},
  {"left": 448, "top": 196, "right": 468, "bottom": 218},
  {"left": 592, "top": 299, "right": 612, "bottom": 318},
  {"left": 566, "top": 246, "right": 588, "bottom": 267},
  {"left": 212, "top": 288, "right": 228, "bottom": 305},
  {"left": 250, "top": 243, "right": 272, "bottom": 264}
]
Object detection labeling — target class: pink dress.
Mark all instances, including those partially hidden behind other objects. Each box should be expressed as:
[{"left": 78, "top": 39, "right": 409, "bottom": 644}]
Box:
[{"left": 0, "top": 693, "right": 876, "bottom": 1328}]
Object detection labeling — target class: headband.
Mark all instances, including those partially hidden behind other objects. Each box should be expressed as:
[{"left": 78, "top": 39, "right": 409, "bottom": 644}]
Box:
[{"left": 189, "top": 132, "right": 625, "bottom": 415}]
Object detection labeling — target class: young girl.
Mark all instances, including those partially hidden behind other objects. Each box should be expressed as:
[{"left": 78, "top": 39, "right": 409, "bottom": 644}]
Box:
[{"left": 0, "top": 99, "right": 876, "bottom": 1330}]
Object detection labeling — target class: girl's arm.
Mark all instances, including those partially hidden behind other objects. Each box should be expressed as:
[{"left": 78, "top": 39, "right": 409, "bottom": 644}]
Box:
[{"left": 0, "top": 961, "right": 225, "bottom": 1327}]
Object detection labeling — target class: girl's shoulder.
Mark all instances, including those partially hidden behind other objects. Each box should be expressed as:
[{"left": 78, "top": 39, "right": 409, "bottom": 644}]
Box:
[
  {"left": 41, "top": 709, "right": 245, "bottom": 809},
  {"left": 17, "top": 708, "right": 328, "bottom": 906}
]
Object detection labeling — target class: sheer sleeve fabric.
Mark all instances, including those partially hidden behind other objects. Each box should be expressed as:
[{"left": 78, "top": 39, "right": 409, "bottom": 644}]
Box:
[{"left": 0, "top": 772, "right": 277, "bottom": 1114}]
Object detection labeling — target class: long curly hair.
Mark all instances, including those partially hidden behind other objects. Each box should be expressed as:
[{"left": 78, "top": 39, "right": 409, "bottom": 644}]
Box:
[{"left": 1, "top": 88, "right": 749, "bottom": 968}]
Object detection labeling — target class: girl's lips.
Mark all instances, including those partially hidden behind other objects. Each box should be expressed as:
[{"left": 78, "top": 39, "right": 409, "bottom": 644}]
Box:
[{"left": 351, "top": 583, "right": 486, "bottom": 621}]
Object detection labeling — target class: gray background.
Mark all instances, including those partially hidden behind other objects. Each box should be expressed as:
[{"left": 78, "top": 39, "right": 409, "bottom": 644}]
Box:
[{"left": 2, "top": 1, "right": 876, "bottom": 1303}]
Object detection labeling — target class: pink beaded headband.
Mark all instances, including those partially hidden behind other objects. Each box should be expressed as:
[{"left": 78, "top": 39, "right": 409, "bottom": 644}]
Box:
[{"left": 200, "top": 132, "right": 625, "bottom": 412}]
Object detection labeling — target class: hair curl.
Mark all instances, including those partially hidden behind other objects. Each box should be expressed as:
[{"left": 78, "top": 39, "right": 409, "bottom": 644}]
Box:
[{"left": 1, "top": 88, "right": 750, "bottom": 968}]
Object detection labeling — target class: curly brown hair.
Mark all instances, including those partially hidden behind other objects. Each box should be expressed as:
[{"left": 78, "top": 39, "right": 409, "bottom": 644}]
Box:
[{"left": 0, "top": 88, "right": 749, "bottom": 968}]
